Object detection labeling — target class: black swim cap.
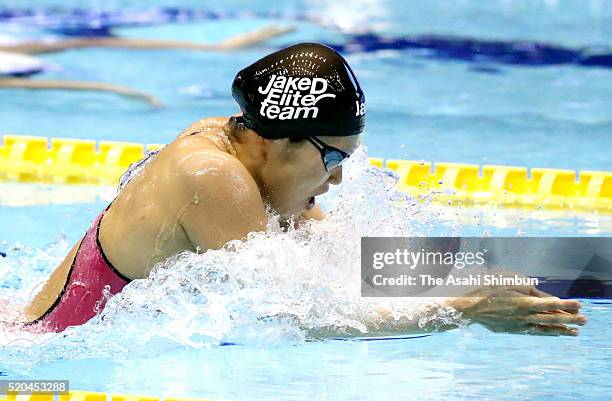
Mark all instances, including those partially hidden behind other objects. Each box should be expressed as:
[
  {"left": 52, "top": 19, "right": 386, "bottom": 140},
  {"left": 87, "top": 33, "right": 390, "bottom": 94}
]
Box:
[{"left": 232, "top": 43, "right": 365, "bottom": 140}]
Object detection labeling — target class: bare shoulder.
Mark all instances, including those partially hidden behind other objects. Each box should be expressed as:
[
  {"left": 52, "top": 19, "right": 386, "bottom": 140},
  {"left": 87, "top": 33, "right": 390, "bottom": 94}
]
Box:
[
  {"left": 161, "top": 137, "right": 266, "bottom": 250},
  {"left": 177, "top": 117, "right": 230, "bottom": 138},
  {"left": 169, "top": 136, "right": 257, "bottom": 198}
]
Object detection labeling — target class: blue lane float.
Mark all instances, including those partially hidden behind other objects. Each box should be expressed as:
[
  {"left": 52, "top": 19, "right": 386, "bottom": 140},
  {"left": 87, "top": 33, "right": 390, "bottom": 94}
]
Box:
[
  {"left": 0, "top": 8, "right": 306, "bottom": 37},
  {"left": 328, "top": 33, "right": 612, "bottom": 68}
]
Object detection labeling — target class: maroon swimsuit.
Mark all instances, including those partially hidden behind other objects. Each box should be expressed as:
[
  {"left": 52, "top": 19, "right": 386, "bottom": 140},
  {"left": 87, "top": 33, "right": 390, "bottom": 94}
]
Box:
[{"left": 26, "top": 206, "right": 131, "bottom": 332}]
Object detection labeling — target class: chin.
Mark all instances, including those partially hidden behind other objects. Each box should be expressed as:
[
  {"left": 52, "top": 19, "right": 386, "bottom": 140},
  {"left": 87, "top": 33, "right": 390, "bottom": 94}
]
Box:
[
  {"left": 271, "top": 204, "right": 298, "bottom": 219},
  {"left": 270, "top": 197, "right": 310, "bottom": 219}
]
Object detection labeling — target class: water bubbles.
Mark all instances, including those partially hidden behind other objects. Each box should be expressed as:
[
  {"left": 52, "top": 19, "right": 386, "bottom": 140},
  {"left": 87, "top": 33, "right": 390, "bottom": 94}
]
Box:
[{"left": 0, "top": 146, "right": 521, "bottom": 369}]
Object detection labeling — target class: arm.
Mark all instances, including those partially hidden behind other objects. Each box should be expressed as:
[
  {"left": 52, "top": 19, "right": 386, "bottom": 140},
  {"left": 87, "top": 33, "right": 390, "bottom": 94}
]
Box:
[
  {"left": 0, "top": 78, "right": 161, "bottom": 107},
  {"left": 2, "top": 25, "right": 295, "bottom": 54},
  {"left": 307, "top": 301, "right": 463, "bottom": 339},
  {"left": 215, "top": 25, "right": 296, "bottom": 50},
  {"left": 22, "top": 237, "right": 84, "bottom": 323},
  {"left": 309, "top": 286, "right": 587, "bottom": 339}
]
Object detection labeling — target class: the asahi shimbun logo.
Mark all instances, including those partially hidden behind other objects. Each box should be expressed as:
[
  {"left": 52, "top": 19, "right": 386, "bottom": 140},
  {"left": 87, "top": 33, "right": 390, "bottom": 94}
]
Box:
[{"left": 258, "top": 74, "right": 336, "bottom": 120}]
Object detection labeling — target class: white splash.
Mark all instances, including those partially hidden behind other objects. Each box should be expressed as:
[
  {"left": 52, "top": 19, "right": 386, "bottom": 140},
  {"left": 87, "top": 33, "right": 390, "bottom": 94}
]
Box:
[
  {"left": 305, "top": 0, "right": 390, "bottom": 33},
  {"left": 0, "top": 147, "right": 458, "bottom": 371}
]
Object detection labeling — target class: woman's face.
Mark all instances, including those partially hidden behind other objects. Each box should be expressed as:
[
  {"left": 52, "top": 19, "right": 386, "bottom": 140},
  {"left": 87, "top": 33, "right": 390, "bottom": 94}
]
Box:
[{"left": 261, "top": 135, "right": 361, "bottom": 218}]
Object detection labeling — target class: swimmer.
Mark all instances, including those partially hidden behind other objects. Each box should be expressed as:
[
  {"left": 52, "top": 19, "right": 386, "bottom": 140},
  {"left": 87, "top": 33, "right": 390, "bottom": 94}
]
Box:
[
  {"left": 0, "top": 25, "right": 294, "bottom": 54},
  {"left": 13, "top": 43, "right": 586, "bottom": 336},
  {"left": 0, "top": 25, "right": 293, "bottom": 106},
  {"left": 0, "top": 51, "right": 160, "bottom": 106}
]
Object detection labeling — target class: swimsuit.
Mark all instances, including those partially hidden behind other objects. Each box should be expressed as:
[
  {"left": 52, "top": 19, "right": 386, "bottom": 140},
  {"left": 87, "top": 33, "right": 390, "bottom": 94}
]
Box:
[
  {"left": 24, "top": 150, "right": 161, "bottom": 333},
  {"left": 26, "top": 205, "right": 131, "bottom": 332}
]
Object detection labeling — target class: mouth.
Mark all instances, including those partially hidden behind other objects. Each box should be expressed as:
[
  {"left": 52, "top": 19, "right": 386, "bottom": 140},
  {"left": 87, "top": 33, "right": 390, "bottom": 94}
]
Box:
[{"left": 306, "top": 196, "right": 316, "bottom": 210}]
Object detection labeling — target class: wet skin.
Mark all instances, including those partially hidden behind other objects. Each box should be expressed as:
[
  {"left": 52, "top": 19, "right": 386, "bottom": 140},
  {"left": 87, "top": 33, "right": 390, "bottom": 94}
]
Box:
[
  {"left": 23, "top": 116, "right": 358, "bottom": 321},
  {"left": 21, "top": 118, "right": 587, "bottom": 336}
]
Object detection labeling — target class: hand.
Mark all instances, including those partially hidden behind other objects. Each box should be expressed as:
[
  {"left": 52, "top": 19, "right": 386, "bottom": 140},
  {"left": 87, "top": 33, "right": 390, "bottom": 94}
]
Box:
[{"left": 448, "top": 285, "right": 587, "bottom": 336}]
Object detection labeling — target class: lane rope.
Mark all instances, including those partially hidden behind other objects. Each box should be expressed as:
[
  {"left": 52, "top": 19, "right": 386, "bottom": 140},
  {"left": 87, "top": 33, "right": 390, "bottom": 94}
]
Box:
[{"left": 1, "top": 134, "right": 610, "bottom": 213}]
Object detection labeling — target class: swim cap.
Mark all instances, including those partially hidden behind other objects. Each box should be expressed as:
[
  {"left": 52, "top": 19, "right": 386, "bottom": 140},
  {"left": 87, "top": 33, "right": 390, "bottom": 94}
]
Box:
[
  {"left": 232, "top": 43, "right": 365, "bottom": 140},
  {"left": 0, "top": 51, "right": 46, "bottom": 77}
]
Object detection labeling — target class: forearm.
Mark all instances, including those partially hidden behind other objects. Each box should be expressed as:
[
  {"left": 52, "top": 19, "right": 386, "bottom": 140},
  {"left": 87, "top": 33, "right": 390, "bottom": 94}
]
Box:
[
  {"left": 3, "top": 25, "right": 293, "bottom": 55},
  {"left": 0, "top": 38, "right": 217, "bottom": 54},
  {"left": 0, "top": 41, "right": 74, "bottom": 54},
  {"left": 216, "top": 25, "right": 295, "bottom": 49},
  {"left": 0, "top": 79, "right": 161, "bottom": 107},
  {"left": 308, "top": 300, "right": 466, "bottom": 339},
  {"left": 362, "top": 301, "right": 465, "bottom": 335}
]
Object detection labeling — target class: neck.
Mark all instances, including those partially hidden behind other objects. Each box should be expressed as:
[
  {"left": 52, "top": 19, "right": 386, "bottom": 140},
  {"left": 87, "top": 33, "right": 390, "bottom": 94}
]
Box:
[{"left": 221, "top": 121, "right": 267, "bottom": 194}]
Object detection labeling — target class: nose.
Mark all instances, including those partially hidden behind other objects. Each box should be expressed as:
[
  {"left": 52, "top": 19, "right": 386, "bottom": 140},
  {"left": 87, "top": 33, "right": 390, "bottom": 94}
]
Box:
[{"left": 328, "top": 165, "right": 343, "bottom": 185}]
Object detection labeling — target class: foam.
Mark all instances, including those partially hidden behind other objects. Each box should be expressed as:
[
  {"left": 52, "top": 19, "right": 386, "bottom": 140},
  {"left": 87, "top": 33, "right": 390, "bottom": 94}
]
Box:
[{"left": 0, "top": 148, "right": 451, "bottom": 371}]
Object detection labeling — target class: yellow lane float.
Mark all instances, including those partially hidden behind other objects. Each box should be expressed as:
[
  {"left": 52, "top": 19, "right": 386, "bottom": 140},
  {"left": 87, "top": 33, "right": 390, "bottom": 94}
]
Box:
[{"left": 1, "top": 134, "right": 610, "bottom": 213}]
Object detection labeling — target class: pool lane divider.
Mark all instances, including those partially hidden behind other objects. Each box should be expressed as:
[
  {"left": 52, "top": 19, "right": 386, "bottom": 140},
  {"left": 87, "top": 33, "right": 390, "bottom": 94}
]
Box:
[
  {"left": 0, "top": 134, "right": 610, "bottom": 213},
  {"left": 372, "top": 158, "right": 611, "bottom": 213},
  {"left": 0, "top": 135, "right": 163, "bottom": 185},
  {"left": 2, "top": 390, "right": 211, "bottom": 401}
]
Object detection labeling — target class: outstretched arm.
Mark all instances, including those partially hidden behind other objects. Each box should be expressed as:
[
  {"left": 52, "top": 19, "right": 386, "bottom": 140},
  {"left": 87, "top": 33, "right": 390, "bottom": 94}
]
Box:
[
  {"left": 0, "top": 78, "right": 161, "bottom": 107},
  {"left": 309, "top": 286, "right": 587, "bottom": 339},
  {"left": 215, "top": 25, "right": 295, "bottom": 50},
  {"left": 2, "top": 25, "right": 295, "bottom": 54}
]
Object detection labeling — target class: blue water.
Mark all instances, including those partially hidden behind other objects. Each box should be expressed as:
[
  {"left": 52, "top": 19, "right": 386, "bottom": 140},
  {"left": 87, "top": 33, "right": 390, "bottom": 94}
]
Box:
[
  {"left": 1, "top": 1, "right": 611, "bottom": 400},
  {"left": 1, "top": 2, "right": 611, "bottom": 170},
  {"left": 0, "top": 306, "right": 610, "bottom": 401}
]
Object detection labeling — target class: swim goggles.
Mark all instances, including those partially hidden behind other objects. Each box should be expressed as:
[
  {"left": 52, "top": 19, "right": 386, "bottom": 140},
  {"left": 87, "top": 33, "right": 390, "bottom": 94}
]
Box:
[{"left": 306, "top": 136, "right": 351, "bottom": 171}]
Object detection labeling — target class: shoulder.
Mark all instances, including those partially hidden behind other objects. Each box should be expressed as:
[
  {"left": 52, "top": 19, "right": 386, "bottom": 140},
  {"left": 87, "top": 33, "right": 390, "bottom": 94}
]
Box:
[
  {"left": 159, "top": 136, "right": 266, "bottom": 229},
  {"left": 161, "top": 141, "right": 267, "bottom": 249},
  {"left": 166, "top": 141, "right": 260, "bottom": 206},
  {"left": 177, "top": 117, "right": 230, "bottom": 138}
]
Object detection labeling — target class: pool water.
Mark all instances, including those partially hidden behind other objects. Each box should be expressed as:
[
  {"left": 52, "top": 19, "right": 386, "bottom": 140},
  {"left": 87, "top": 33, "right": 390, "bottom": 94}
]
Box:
[
  {"left": 0, "top": 301, "right": 610, "bottom": 401},
  {"left": 1, "top": 2, "right": 611, "bottom": 170},
  {"left": 1, "top": 152, "right": 611, "bottom": 400},
  {"left": 1, "top": 1, "right": 611, "bottom": 400}
]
